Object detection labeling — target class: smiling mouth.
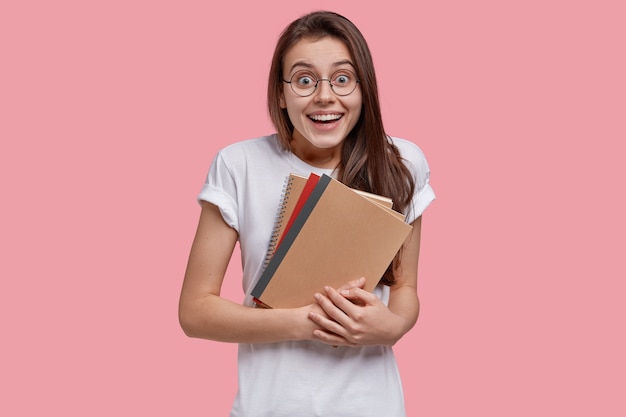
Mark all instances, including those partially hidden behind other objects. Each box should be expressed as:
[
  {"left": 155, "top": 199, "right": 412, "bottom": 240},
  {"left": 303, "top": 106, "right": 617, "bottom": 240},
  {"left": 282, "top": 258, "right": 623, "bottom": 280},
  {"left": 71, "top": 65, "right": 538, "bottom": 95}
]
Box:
[{"left": 308, "top": 114, "right": 343, "bottom": 123}]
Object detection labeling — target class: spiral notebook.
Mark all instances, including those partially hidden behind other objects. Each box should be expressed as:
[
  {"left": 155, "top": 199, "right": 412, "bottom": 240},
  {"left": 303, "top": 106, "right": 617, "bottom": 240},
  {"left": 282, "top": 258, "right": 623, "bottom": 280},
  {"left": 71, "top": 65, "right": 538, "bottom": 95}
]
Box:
[
  {"left": 263, "top": 173, "right": 313, "bottom": 266},
  {"left": 253, "top": 173, "right": 412, "bottom": 309}
]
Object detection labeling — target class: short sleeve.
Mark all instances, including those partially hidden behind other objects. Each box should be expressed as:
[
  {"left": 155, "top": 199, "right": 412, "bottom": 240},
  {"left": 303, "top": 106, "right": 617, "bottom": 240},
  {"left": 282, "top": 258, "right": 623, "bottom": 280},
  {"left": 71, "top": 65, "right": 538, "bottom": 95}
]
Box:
[
  {"left": 393, "top": 138, "right": 436, "bottom": 224},
  {"left": 197, "top": 151, "right": 239, "bottom": 231}
]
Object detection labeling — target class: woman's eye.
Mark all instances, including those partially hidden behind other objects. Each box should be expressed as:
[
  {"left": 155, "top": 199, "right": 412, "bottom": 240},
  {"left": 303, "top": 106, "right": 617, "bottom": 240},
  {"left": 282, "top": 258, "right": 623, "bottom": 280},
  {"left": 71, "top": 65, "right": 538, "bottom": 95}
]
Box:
[
  {"left": 296, "top": 76, "right": 315, "bottom": 86},
  {"left": 334, "top": 74, "right": 350, "bottom": 85}
]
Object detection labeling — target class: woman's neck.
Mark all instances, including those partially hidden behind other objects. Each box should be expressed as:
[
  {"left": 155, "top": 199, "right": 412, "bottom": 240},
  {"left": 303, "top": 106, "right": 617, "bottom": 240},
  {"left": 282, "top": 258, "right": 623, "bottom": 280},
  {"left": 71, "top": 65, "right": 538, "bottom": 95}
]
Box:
[{"left": 290, "top": 140, "right": 342, "bottom": 169}]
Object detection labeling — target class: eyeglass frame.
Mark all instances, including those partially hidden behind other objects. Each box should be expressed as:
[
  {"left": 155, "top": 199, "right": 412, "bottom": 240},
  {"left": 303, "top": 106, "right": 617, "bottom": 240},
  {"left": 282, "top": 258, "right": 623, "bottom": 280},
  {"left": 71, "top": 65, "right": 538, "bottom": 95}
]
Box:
[{"left": 282, "top": 69, "right": 361, "bottom": 97}]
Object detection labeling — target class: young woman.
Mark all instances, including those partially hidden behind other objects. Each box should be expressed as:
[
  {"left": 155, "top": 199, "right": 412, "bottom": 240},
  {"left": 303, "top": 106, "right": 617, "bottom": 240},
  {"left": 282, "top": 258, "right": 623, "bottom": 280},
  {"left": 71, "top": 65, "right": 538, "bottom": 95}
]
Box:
[{"left": 179, "top": 10, "right": 435, "bottom": 417}]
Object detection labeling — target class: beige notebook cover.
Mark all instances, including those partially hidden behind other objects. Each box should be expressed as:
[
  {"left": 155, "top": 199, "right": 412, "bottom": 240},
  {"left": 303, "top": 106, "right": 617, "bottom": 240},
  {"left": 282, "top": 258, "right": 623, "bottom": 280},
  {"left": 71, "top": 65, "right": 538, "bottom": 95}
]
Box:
[
  {"left": 252, "top": 174, "right": 412, "bottom": 309},
  {"left": 265, "top": 173, "right": 399, "bottom": 265}
]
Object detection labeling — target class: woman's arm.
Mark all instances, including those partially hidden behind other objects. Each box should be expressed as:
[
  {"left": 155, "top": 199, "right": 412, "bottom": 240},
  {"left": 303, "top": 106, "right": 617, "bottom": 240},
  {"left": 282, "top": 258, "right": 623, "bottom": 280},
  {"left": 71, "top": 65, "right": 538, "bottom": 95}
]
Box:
[
  {"left": 309, "top": 216, "right": 423, "bottom": 347},
  {"left": 178, "top": 201, "right": 331, "bottom": 344}
]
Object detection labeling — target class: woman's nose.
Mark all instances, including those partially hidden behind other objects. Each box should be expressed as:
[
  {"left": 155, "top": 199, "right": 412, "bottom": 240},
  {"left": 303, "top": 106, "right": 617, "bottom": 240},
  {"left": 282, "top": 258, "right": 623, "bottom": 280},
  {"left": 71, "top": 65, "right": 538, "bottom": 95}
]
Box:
[{"left": 313, "top": 79, "right": 335, "bottom": 102}]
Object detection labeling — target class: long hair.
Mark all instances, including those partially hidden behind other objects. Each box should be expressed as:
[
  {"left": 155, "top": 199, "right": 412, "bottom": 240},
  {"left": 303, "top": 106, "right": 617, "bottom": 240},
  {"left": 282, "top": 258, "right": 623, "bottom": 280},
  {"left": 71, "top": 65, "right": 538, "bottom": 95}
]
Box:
[{"left": 267, "top": 11, "right": 415, "bottom": 285}]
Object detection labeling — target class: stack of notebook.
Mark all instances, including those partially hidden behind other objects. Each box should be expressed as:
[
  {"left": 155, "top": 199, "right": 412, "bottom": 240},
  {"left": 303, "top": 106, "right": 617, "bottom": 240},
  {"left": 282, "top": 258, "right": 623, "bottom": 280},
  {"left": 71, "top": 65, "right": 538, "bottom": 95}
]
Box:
[{"left": 252, "top": 173, "right": 412, "bottom": 309}]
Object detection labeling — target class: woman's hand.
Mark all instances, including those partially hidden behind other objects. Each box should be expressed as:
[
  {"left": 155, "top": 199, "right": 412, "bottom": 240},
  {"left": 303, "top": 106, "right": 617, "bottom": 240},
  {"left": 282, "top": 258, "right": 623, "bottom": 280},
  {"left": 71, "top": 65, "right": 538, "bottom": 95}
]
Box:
[
  {"left": 308, "top": 278, "right": 413, "bottom": 347},
  {"left": 291, "top": 278, "right": 367, "bottom": 341}
]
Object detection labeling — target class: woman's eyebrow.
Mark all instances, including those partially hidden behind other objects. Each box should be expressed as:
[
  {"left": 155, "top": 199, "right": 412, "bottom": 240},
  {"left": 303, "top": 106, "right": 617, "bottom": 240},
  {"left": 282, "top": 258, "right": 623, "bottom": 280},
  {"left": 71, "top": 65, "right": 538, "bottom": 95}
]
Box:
[
  {"left": 288, "top": 62, "right": 315, "bottom": 73},
  {"left": 332, "top": 59, "right": 355, "bottom": 68}
]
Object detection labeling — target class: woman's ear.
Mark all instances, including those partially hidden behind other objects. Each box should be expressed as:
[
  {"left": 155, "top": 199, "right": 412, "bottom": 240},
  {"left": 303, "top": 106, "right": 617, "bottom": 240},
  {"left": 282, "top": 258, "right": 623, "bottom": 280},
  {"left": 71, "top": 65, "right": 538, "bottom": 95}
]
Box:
[{"left": 279, "top": 94, "right": 286, "bottom": 109}]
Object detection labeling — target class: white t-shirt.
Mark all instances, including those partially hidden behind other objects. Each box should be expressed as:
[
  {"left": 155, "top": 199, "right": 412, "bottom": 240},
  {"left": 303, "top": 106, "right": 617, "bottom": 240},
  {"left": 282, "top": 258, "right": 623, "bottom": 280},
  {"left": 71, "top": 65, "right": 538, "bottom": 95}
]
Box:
[{"left": 198, "top": 134, "right": 435, "bottom": 417}]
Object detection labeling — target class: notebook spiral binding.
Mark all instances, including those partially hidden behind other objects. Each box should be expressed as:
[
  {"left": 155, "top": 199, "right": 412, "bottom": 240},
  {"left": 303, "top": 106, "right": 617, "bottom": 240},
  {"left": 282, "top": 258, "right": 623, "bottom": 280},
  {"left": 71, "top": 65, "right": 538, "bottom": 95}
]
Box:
[{"left": 263, "top": 175, "right": 295, "bottom": 267}]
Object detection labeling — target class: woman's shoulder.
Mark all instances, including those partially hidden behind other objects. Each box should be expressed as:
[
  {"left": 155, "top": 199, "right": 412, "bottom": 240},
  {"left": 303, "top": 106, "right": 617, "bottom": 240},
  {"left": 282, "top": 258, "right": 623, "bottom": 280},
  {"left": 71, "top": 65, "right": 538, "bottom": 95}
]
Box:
[
  {"left": 217, "top": 134, "right": 281, "bottom": 156},
  {"left": 388, "top": 136, "right": 425, "bottom": 154},
  {"left": 388, "top": 136, "right": 430, "bottom": 170},
  {"left": 209, "top": 134, "right": 288, "bottom": 175},
  {"left": 213, "top": 134, "right": 284, "bottom": 166}
]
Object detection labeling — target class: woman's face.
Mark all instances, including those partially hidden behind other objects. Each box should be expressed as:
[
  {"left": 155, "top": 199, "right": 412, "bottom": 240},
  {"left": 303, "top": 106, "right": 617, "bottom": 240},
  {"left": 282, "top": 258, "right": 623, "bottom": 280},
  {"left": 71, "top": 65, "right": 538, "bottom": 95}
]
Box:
[{"left": 280, "top": 37, "right": 362, "bottom": 167}]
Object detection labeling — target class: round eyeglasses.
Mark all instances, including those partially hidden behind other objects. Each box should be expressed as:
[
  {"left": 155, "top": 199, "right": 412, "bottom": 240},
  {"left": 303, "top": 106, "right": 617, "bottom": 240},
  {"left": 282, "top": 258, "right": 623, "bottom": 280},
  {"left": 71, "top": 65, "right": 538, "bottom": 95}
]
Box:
[{"left": 282, "top": 69, "right": 360, "bottom": 97}]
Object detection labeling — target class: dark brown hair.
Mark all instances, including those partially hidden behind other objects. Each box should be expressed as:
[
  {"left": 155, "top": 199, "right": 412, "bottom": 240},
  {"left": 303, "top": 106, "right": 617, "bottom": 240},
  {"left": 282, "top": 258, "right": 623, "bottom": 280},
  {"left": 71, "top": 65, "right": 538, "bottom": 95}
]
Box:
[{"left": 267, "top": 11, "right": 415, "bottom": 285}]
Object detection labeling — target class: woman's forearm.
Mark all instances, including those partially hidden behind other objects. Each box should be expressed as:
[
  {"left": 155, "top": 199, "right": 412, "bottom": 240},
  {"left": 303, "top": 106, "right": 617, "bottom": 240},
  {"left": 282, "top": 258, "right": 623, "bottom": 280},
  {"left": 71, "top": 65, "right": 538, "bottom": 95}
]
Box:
[
  {"left": 179, "top": 293, "right": 312, "bottom": 344},
  {"left": 386, "top": 284, "right": 421, "bottom": 341}
]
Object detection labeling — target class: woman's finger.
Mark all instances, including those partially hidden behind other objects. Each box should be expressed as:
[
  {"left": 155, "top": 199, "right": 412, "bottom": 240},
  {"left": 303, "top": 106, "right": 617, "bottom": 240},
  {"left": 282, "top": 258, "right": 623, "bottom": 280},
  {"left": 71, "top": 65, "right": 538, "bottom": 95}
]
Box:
[{"left": 313, "top": 292, "right": 352, "bottom": 326}]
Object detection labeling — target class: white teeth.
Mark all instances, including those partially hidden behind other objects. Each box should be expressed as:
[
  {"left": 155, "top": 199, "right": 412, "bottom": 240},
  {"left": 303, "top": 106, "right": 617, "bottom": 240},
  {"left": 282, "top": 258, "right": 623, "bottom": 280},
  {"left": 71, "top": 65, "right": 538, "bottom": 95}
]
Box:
[{"left": 310, "top": 114, "right": 342, "bottom": 122}]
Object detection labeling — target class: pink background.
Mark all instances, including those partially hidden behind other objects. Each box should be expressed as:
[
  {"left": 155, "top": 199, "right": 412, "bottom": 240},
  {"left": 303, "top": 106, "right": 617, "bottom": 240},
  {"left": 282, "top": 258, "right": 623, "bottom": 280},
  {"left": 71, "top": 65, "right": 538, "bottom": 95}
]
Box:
[{"left": 2, "top": 0, "right": 625, "bottom": 415}]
